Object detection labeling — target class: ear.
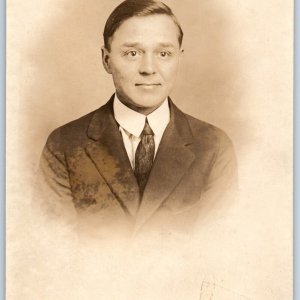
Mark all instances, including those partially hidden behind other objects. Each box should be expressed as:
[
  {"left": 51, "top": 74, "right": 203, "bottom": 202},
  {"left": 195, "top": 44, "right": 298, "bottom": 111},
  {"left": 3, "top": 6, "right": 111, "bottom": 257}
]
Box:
[
  {"left": 101, "top": 46, "right": 112, "bottom": 74},
  {"left": 178, "top": 48, "right": 184, "bottom": 63}
]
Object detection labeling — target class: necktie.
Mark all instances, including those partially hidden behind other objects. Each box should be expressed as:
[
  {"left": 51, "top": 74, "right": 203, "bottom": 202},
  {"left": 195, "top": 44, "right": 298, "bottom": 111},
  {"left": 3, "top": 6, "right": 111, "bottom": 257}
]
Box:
[{"left": 134, "top": 118, "right": 155, "bottom": 195}]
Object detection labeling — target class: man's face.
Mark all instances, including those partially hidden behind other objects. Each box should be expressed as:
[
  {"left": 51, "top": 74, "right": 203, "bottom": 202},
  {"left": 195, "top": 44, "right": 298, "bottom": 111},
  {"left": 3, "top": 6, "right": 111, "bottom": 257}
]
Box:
[{"left": 102, "top": 14, "right": 183, "bottom": 113}]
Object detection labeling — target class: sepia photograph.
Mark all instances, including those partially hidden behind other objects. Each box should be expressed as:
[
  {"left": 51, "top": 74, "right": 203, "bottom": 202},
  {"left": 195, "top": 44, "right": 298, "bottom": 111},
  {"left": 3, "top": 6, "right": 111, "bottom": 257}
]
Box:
[{"left": 7, "top": 0, "right": 292, "bottom": 299}]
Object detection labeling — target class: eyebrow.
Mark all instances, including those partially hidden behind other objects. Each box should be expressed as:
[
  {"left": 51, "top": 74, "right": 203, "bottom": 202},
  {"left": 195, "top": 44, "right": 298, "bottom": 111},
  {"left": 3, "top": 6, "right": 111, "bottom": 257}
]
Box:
[{"left": 121, "top": 42, "right": 176, "bottom": 48}]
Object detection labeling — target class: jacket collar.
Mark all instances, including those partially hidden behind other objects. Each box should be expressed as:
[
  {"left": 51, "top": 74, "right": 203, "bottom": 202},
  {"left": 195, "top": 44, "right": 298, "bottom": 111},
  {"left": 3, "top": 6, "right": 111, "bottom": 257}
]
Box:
[
  {"left": 135, "top": 99, "right": 195, "bottom": 229},
  {"left": 85, "top": 96, "right": 141, "bottom": 216}
]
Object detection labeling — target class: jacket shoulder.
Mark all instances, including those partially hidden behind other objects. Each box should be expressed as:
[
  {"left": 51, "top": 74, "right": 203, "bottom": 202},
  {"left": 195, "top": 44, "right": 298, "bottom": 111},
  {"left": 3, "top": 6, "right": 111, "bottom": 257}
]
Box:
[
  {"left": 183, "top": 113, "right": 234, "bottom": 149},
  {"left": 45, "top": 108, "right": 98, "bottom": 152}
]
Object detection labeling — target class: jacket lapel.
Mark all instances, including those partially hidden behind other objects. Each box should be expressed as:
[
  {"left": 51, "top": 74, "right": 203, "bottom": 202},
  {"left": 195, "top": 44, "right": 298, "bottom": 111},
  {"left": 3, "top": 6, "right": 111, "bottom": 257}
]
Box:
[
  {"left": 85, "top": 99, "right": 140, "bottom": 216},
  {"left": 135, "top": 101, "right": 195, "bottom": 229}
]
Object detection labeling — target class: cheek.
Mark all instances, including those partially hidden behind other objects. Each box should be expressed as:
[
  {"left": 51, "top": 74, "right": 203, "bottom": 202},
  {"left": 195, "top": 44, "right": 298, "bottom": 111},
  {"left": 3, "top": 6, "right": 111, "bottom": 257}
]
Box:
[
  {"left": 111, "top": 69, "right": 138, "bottom": 95},
  {"left": 111, "top": 64, "right": 136, "bottom": 85},
  {"left": 160, "top": 62, "right": 180, "bottom": 82}
]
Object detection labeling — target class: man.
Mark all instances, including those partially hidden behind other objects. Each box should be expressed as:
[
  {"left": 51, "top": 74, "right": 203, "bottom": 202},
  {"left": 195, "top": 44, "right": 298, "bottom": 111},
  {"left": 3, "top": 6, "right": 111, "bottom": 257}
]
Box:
[{"left": 35, "top": 0, "right": 237, "bottom": 237}]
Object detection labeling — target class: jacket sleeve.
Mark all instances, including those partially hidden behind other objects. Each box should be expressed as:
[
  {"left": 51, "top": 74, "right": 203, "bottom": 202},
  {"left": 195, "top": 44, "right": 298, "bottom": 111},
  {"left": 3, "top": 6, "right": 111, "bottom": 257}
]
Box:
[
  {"left": 195, "top": 131, "right": 239, "bottom": 226},
  {"left": 32, "top": 134, "right": 77, "bottom": 223},
  {"left": 205, "top": 131, "right": 238, "bottom": 196}
]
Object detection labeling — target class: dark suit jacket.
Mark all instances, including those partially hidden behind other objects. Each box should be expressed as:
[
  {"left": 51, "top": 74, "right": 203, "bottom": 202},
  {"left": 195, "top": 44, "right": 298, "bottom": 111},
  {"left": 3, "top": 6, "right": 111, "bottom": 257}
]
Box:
[{"left": 36, "top": 96, "right": 237, "bottom": 237}]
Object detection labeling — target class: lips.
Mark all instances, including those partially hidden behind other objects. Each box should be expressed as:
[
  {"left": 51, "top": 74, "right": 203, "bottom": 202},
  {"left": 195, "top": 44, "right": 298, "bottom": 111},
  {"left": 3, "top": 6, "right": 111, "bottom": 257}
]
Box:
[{"left": 135, "top": 83, "right": 161, "bottom": 86}]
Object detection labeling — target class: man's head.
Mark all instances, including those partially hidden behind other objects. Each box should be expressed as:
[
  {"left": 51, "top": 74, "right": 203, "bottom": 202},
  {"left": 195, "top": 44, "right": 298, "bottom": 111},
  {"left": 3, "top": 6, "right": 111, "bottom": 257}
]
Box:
[
  {"left": 103, "top": 0, "right": 183, "bottom": 51},
  {"left": 102, "top": 0, "right": 184, "bottom": 114}
]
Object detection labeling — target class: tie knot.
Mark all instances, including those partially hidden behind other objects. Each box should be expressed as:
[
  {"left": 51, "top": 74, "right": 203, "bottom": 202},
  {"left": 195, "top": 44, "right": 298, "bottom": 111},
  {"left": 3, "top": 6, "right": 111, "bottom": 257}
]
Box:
[{"left": 142, "top": 119, "right": 154, "bottom": 136}]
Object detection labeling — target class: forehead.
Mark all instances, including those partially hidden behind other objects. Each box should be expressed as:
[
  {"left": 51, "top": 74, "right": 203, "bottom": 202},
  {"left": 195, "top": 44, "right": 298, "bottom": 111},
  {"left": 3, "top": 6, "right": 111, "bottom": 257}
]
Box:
[{"left": 110, "top": 14, "right": 180, "bottom": 48}]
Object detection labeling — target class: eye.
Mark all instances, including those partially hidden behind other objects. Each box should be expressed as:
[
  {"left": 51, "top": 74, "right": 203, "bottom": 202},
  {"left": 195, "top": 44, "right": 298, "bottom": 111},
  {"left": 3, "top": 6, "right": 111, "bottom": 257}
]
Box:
[
  {"left": 159, "top": 51, "right": 171, "bottom": 58},
  {"left": 123, "top": 50, "right": 141, "bottom": 60},
  {"left": 124, "top": 50, "right": 140, "bottom": 58},
  {"left": 128, "top": 51, "right": 137, "bottom": 57}
]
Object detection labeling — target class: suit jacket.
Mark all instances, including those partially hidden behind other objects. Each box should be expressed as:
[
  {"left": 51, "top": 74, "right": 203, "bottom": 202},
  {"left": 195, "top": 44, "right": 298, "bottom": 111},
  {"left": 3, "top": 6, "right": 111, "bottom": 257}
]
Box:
[{"left": 35, "top": 96, "right": 237, "bottom": 237}]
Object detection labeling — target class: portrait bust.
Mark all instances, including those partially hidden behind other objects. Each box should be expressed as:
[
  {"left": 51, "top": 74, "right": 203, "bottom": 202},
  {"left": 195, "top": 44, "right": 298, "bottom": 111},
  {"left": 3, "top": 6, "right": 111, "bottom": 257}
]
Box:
[{"left": 34, "top": 0, "right": 238, "bottom": 237}]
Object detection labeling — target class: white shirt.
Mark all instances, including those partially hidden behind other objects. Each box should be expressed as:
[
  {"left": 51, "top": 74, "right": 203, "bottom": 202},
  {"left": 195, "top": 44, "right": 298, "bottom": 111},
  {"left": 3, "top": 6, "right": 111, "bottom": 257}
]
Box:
[{"left": 113, "top": 94, "right": 170, "bottom": 169}]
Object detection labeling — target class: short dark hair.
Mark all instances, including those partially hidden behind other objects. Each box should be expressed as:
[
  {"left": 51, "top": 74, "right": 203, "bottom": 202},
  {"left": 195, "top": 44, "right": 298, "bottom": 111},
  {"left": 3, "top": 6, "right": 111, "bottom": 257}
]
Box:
[{"left": 103, "top": 0, "right": 183, "bottom": 51}]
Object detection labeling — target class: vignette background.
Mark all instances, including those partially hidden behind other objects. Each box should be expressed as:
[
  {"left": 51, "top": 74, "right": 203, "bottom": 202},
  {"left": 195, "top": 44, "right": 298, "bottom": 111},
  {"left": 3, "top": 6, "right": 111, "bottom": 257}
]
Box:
[{"left": 7, "top": 0, "right": 292, "bottom": 299}]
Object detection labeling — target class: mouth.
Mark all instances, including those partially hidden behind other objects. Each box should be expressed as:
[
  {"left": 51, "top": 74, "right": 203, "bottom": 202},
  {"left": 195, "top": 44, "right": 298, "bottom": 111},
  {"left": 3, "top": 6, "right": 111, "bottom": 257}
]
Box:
[
  {"left": 135, "top": 83, "right": 161, "bottom": 90},
  {"left": 135, "top": 83, "right": 161, "bottom": 86}
]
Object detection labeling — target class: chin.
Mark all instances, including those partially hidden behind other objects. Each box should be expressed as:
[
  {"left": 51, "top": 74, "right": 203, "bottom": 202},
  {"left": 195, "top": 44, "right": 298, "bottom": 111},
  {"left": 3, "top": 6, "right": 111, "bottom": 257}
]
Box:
[{"left": 135, "top": 97, "right": 166, "bottom": 108}]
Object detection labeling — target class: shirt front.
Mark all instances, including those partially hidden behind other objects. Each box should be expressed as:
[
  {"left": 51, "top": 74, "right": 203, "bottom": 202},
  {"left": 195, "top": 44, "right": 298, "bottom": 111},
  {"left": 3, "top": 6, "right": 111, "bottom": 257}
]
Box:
[{"left": 113, "top": 94, "right": 170, "bottom": 169}]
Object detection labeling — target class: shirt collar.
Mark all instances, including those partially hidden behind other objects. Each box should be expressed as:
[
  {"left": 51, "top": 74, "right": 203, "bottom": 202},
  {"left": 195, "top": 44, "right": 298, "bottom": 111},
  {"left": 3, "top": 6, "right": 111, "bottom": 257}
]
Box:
[{"left": 113, "top": 94, "right": 170, "bottom": 138}]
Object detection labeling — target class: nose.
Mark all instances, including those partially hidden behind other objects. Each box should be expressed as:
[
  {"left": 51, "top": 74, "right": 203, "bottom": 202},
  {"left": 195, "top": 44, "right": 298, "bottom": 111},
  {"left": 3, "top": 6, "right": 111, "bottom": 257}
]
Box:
[{"left": 139, "top": 53, "right": 156, "bottom": 75}]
